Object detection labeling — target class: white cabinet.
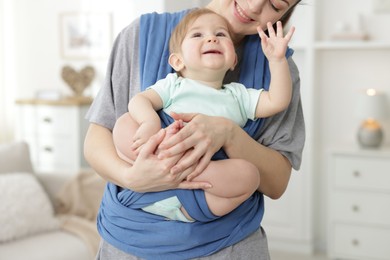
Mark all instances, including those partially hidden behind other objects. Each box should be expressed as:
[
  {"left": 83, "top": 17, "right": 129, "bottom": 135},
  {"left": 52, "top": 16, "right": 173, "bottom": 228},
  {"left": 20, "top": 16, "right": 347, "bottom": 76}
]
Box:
[
  {"left": 328, "top": 148, "right": 390, "bottom": 260},
  {"left": 282, "top": 0, "right": 390, "bottom": 255},
  {"left": 15, "top": 97, "right": 92, "bottom": 174}
]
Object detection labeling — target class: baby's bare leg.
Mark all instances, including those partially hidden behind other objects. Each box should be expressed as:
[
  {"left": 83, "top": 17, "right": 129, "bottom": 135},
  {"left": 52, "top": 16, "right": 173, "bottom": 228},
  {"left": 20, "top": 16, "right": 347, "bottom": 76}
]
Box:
[
  {"left": 191, "top": 159, "right": 260, "bottom": 217},
  {"left": 112, "top": 113, "right": 139, "bottom": 164}
]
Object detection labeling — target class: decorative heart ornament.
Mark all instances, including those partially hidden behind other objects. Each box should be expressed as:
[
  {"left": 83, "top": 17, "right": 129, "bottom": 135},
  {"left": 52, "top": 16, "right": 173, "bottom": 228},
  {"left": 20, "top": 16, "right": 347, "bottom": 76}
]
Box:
[{"left": 61, "top": 65, "right": 95, "bottom": 96}]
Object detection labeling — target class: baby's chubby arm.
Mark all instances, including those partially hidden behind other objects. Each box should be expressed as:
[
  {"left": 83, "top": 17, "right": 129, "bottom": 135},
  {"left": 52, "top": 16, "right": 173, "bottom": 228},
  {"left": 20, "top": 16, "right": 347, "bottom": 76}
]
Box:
[
  {"left": 255, "top": 21, "right": 294, "bottom": 118},
  {"left": 128, "top": 89, "right": 164, "bottom": 150}
]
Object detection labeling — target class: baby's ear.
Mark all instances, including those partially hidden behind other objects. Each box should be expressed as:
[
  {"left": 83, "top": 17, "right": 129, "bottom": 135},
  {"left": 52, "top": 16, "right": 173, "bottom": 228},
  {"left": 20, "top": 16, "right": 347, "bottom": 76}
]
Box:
[
  {"left": 230, "top": 54, "right": 238, "bottom": 71},
  {"left": 169, "top": 53, "right": 185, "bottom": 72}
]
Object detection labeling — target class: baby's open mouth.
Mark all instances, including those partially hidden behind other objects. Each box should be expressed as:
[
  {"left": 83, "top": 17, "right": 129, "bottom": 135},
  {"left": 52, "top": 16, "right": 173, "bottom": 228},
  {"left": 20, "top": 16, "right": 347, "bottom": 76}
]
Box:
[{"left": 203, "top": 50, "right": 222, "bottom": 54}]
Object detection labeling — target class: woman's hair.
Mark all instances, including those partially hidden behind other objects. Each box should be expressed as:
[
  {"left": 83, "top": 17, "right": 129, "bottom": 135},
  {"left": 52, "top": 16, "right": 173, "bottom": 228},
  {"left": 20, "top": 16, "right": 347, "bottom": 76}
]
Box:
[
  {"left": 279, "top": 0, "right": 302, "bottom": 26},
  {"left": 169, "top": 8, "right": 233, "bottom": 54}
]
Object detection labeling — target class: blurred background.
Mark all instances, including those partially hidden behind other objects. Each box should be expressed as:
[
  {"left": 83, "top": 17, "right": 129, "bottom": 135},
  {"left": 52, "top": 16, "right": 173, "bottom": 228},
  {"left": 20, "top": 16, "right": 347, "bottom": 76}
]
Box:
[{"left": 1, "top": 0, "right": 390, "bottom": 259}]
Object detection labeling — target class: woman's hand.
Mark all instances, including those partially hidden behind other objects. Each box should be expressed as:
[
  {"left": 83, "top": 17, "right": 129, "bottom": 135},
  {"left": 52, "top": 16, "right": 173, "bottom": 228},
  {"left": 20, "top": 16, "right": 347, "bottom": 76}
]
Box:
[
  {"left": 128, "top": 128, "right": 212, "bottom": 192},
  {"left": 157, "top": 112, "right": 234, "bottom": 181},
  {"left": 84, "top": 123, "right": 211, "bottom": 193}
]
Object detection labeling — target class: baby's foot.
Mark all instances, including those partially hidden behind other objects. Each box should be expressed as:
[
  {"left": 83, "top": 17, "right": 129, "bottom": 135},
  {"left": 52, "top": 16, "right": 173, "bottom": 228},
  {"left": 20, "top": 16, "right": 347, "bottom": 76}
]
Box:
[{"left": 165, "top": 120, "right": 183, "bottom": 138}]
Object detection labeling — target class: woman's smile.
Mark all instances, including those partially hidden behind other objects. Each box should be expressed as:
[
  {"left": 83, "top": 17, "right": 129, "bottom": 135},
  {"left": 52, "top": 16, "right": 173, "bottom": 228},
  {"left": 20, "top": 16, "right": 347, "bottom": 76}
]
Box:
[{"left": 233, "top": 1, "right": 254, "bottom": 23}]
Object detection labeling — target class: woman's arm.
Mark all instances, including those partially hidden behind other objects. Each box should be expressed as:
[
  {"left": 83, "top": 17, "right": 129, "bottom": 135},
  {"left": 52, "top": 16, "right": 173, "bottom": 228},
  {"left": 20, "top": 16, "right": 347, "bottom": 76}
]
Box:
[
  {"left": 228, "top": 58, "right": 303, "bottom": 199},
  {"left": 84, "top": 123, "right": 130, "bottom": 186},
  {"left": 225, "top": 122, "right": 291, "bottom": 199},
  {"left": 84, "top": 123, "right": 212, "bottom": 192}
]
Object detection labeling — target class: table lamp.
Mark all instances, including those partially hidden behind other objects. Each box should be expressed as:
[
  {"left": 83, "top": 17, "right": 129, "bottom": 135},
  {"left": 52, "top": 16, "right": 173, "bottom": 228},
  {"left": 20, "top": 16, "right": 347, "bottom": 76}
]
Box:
[{"left": 356, "top": 88, "right": 389, "bottom": 148}]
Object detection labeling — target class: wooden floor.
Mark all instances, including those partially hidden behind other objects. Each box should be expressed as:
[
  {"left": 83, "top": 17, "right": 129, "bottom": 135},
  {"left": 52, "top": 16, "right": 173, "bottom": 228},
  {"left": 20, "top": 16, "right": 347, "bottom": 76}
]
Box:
[{"left": 270, "top": 250, "right": 330, "bottom": 260}]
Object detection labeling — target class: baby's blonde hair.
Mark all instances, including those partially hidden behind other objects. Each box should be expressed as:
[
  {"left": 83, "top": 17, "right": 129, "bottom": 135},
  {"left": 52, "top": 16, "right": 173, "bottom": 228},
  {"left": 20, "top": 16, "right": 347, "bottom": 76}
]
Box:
[{"left": 169, "top": 8, "right": 234, "bottom": 54}]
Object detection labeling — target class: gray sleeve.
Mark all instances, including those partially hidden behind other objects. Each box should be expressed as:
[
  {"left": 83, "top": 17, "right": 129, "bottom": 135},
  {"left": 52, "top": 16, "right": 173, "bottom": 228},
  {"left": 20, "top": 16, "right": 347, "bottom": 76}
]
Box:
[
  {"left": 257, "top": 57, "right": 305, "bottom": 170},
  {"left": 85, "top": 18, "right": 142, "bottom": 131}
]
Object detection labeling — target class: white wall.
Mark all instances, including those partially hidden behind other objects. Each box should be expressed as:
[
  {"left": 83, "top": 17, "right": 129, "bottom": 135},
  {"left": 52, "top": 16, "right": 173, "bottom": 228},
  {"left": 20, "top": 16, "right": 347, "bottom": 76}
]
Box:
[
  {"left": 0, "top": 0, "right": 4, "bottom": 140},
  {"left": 9, "top": 0, "right": 163, "bottom": 100},
  {"left": 0, "top": 0, "right": 17, "bottom": 142},
  {"left": 0, "top": 0, "right": 205, "bottom": 142},
  {"left": 4, "top": 0, "right": 206, "bottom": 99}
]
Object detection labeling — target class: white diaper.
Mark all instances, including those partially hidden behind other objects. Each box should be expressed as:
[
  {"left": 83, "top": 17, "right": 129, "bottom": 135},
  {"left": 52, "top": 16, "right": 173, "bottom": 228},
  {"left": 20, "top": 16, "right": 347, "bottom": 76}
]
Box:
[{"left": 142, "top": 196, "right": 194, "bottom": 222}]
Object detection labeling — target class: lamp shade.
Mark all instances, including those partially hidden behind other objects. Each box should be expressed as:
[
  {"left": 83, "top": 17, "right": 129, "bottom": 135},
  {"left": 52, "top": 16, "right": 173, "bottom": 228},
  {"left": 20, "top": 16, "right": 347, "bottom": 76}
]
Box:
[{"left": 355, "top": 89, "right": 389, "bottom": 120}]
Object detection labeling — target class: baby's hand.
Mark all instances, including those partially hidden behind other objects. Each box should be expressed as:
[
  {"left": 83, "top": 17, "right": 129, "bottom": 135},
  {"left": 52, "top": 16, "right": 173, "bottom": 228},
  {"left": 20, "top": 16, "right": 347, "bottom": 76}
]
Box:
[
  {"left": 257, "top": 21, "right": 295, "bottom": 63},
  {"left": 132, "top": 122, "right": 160, "bottom": 152}
]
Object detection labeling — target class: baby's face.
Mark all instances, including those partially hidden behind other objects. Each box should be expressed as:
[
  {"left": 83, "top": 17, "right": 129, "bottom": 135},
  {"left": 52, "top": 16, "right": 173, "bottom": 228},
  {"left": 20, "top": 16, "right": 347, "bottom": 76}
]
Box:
[{"left": 179, "top": 13, "right": 237, "bottom": 77}]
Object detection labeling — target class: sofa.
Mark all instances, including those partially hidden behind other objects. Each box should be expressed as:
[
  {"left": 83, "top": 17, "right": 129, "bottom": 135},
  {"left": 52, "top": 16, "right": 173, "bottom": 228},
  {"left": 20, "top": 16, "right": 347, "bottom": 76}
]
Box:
[{"left": 0, "top": 142, "right": 104, "bottom": 260}]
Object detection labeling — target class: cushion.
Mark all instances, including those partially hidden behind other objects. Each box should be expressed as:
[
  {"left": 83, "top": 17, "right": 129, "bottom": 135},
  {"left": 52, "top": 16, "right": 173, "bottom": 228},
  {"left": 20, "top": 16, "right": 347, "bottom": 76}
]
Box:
[
  {"left": 56, "top": 170, "right": 106, "bottom": 221},
  {"left": 0, "top": 231, "right": 91, "bottom": 260},
  {"left": 0, "top": 172, "right": 60, "bottom": 242},
  {"left": 55, "top": 170, "right": 106, "bottom": 255},
  {"left": 0, "top": 142, "right": 34, "bottom": 174}
]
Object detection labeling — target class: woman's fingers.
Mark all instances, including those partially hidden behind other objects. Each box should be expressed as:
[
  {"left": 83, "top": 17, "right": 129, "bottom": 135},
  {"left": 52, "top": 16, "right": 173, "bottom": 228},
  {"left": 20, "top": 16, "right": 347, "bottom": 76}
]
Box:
[
  {"left": 130, "top": 127, "right": 214, "bottom": 192},
  {"left": 161, "top": 113, "right": 195, "bottom": 149},
  {"left": 189, "top": 151, "right": 214, "bottom": 180},
  {"left": 156, "top": 113, "right": 230, "bottom": 186},
  {"left": 175, "top": 161, "right": 212, "bottom": 189},
  {"left": 177, "top": 180, "right": 212, "bottom": 190},
  {"left": 159, "top": 126, "right": 210, "bottom": 160},
  {"left": 157, "top": 113, "right": 196, "bottom": 150},
  {"left": 138, "top": 129, "right": 165, "bottom": 158},
  {"left": 170, "top": 111, "right": 196, "bottom": 122},
  {"left": 169, "top": 146, "right": 204, "bottom": 174},
  {"left": 159, "top": 118, "right": 204, "bottom": 155}
]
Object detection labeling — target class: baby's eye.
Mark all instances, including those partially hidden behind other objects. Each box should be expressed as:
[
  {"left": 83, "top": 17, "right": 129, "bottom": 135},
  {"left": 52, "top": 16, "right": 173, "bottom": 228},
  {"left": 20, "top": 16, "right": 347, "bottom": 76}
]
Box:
[
  {"left": 216, "top": 32, "right": 227, "bottom": 37},
  {"left": 191, "top": 32, "right": 202, "bottom": 38}
]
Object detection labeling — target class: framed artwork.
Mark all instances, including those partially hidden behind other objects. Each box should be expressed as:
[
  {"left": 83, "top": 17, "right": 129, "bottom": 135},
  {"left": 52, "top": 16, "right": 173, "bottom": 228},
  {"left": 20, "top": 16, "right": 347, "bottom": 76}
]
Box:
[{"left": 60, "top": 12, "right": 112, "bottom": 59}]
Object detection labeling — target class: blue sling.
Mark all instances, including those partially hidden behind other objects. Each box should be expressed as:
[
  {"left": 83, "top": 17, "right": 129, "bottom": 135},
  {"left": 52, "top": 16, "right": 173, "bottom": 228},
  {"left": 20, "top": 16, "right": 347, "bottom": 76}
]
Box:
[{"left": 97, "top": 10, "right": 294, "bottom": 260}]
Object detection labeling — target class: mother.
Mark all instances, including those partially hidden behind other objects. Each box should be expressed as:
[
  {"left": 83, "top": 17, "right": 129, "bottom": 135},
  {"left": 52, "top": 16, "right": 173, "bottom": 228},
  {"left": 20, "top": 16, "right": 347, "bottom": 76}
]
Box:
[{"left": 84, "top": 0, "right": 305, "bottom": 259}]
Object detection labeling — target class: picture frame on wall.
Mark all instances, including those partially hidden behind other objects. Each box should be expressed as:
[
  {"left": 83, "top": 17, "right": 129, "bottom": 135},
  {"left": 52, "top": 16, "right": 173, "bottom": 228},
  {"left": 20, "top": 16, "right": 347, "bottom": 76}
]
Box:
[{"left": 60, "top": 12, "right": 112, "bottom": 59}]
